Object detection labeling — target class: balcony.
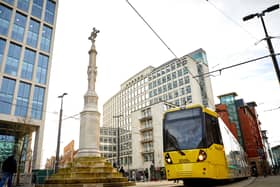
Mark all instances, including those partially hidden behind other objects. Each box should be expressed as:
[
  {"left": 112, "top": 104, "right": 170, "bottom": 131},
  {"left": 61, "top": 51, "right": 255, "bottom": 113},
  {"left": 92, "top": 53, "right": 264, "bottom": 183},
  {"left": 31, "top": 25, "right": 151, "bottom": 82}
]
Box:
[
  {"left": 141, "top": 137, "right": 153, "bottom": 143},
  {"left": 141, "top": 149, "right": 154, "bottom": 154},
  {"left": 140, "top": 126, "right": 153, "bottom": 132},
  {"left": 138, "top": 114, "right": 152, "bottom": 121}
]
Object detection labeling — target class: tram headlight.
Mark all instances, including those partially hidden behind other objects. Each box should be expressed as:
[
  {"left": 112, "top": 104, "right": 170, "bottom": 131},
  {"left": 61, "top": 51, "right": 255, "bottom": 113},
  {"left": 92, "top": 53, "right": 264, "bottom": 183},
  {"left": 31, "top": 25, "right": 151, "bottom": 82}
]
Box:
[
  {"left": 197, "top": 150, "right": 207, "bottom": 162},
  {"left": 165, "top": 153, "right": 173, "bottom": 164}
]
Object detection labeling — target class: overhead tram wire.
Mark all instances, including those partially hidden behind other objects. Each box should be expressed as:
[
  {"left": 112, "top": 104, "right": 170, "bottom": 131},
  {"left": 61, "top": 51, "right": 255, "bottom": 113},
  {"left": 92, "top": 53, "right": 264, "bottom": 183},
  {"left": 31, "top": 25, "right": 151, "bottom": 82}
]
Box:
[
  {"left": 205, "top": 0, "right": 268, "bottom": 49},
  {"left": 126, "top": 0, "right": 215, "bottom": 107},
  {"left": 193, "top": 53, "right": 280, "bottom": 78},
  {"left": 0, "top": 99, "right": 58, "bottom": 116},
  {"left": 0, "top": 99, "right": 80, "bottom": 120},
  {"left": 126, "top": 0, "right": 178, "bottom": 59}
]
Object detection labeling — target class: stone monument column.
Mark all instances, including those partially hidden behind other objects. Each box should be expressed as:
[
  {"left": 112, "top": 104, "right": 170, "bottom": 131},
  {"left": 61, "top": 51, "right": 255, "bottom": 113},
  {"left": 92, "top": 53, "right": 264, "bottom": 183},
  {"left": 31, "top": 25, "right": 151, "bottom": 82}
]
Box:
[
  {"left": 43, "top": 28, "right": 135, "bottom": 187},
  {"left": 77, "top": 27, "right": 101, "bottom": 157}
]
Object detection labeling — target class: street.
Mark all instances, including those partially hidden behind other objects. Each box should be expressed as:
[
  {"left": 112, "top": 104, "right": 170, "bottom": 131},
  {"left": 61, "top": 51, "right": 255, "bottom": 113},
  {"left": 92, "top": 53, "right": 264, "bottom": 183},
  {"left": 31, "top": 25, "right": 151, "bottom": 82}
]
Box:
[
  {"left": 246, "top": 176, "right": 280, "bottom": 187},
  {"left": 135, "top": 176, "right": 280, "bottom": 187}
]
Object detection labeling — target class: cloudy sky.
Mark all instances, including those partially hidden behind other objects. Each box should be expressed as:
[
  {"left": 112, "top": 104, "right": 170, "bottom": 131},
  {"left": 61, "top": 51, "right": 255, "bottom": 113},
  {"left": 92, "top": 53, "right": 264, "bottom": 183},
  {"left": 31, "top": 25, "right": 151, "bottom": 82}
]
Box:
[{"left": 41, "top": 0, "right": 280, "bottom": 167}]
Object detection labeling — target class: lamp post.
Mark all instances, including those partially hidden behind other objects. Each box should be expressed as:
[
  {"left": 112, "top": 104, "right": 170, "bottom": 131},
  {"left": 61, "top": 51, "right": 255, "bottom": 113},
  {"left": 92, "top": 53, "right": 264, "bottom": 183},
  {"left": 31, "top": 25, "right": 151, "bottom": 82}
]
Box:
[
  {"left": 55, "top": 93, "right": 67, "bottom": 173},
  {"left": 113, "top": 114, "right": 123, "bottom": 167},
  {"left": 243, "top": 4, "right": 280, "bottom": 85}
]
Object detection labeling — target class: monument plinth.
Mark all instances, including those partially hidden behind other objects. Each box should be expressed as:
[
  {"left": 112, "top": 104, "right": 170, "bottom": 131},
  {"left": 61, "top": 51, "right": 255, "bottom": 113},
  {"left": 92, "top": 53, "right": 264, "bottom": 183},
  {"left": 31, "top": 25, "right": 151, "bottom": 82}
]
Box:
[{"left": 40, "top": 28, "right": 135, "bottom": 187}]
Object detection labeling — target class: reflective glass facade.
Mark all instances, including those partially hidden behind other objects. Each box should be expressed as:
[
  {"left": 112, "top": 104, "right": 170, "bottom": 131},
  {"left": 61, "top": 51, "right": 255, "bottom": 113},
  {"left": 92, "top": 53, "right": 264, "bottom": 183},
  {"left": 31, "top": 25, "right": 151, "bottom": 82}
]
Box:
[
  {"left": 219, "top": 93, "right": 244, "bottom": 147},
  {"left": 0, "top": 4, "right": 12, "bottom": 36},
  {"left": 0, "top": 0, "right": 57, "bottom": 169},
  {"left": 0, "top": 77, "right": 16, "bottom": 114},
  {"left": 0, "top": 135, "right": 15, "bottom": 163}
]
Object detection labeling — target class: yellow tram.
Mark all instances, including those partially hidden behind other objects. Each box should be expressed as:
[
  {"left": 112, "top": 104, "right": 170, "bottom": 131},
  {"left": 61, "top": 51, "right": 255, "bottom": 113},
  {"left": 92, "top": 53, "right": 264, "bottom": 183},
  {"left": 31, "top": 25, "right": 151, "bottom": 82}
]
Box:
[{"left": 163, "top": 105, "right": 249, "bottom": 185}]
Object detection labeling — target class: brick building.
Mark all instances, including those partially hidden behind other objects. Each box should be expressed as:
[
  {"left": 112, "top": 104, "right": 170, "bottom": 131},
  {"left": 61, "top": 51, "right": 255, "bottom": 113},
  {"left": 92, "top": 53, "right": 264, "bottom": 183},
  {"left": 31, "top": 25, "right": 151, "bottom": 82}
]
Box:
[{"left": 216, "top": 93, "right": 268, "bottom": 176}]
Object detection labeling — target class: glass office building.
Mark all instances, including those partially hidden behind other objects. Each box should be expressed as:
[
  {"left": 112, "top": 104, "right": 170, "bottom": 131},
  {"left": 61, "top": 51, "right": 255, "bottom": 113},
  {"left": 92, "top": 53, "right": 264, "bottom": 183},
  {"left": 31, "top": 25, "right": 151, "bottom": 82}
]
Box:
[{"left": 0, "top": 0, "right": 58, "bottom": 171}]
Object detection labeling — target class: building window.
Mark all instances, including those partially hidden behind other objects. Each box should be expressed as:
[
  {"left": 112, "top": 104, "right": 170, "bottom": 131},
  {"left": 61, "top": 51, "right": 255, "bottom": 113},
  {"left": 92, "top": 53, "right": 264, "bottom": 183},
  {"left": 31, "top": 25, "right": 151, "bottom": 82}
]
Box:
[
  {"left": 172, "top": 72, "right": 176, "bottom": 79},
  {"left": 0, "top": 39, "right": 6, "bottom": 66},
  {"left": 31, "top": 86, "right": 45, "bottom": 120},
  {"left": 11, "top": 12, "right": 27, "bottom": 42},
  {"left": 40, "top": 25, "right": 52, "bottom": 52},
  {"left": 175, "top": 99, "right": 179, "bottom": 106},
  {"left": 186, "top": 85, "right": 191, "bottom": 94},
  {"left": 177, "top": 69, "right": 183, "bottom": 77},
  {"left": 152, "top": 81, "right": 156, "bottom": 88},
  {"left": 187, "top": 95, "right": 192, "bottom": 102},
  {"left": 181, "top": 98, "right": 186, "bottom": 105},
  {"left": 173, "top": 81, "right": 177, "bottom": 88},
  {"left": 36, "top": 54, "right": 49, "bottom": 84},
  {"left": 4, "top": 43, "right": 22, "bottom": 76},
  {"left": 166, "top": 74, "right": 171, "bottom": 81},
  {"left": 184, "top": 76, "right": 190, "bottom": 84},
  {"left": 3, "top": 0, "right": 14, "bottom": 5},
  {"left": 180, "top": 88, "right": 185, "bottom": 95},
  {"left": 168, "top": 93, "right": 173, "bottom": 100},
  {"left": 153, "top": 89, "right": 157, "bottom": 96},
  {"left": 0, "top": 5, "right": 12, "bottom": 36},
  {"left": 162, "top": 85, "right": 167, "bottom": 92},
  {"left": 15, "top": 82, "right": 31, "bottom": 117},
  {"left": 21, "top": 48, "right": 35, "bottom": 80},
  {"left": 31, "top": 0, "right": 43, "bottom": 19},
  {"left": 27, "top": 19, "right": 40, "bottom": 48},
  {"left": 157, "top": 78, "right": 161, "bottom": 85},
  {"left": 167, "top": 83, "right": 172, "bottom": 90},
  {"left": 162, "top": 76, "right": 166, "bottom": 83},
  {"left": 149, "top": 91, "right": 153, "bottom": 97},
  {"left": 0, "top": 78, "right": 16, "bottom": 114},
  {"left": 179, "top": 78, "right": 184, "bottom": 86},
  {"left": 158, "top": 87, "right": 162, "bottom": 94},
  {"left": 174, "top": 91, "right": 178, "bottom": 98},
  {"left": 183, "top": 67, "right": 188, "bottom": 75},
  {"left": 44, "top": 0, "right": 55, "bottom": 24},
  {"left": 17, "top": 0, "right": 30, "bottom": 12}
]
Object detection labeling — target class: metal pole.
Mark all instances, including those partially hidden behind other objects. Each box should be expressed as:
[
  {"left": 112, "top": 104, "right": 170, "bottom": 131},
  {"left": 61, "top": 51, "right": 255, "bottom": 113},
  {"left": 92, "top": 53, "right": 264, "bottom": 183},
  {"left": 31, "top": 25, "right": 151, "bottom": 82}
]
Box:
[
  {"left": 113, "top": 115, "right": 123, "bottom": 168},
  {"left": 259, "top": 16, "right": 280, "bottom": 84},
  {"left": 243, "top": 4, "right": 280, "bottom": 85},
  {"left": 117, "top": 118, "right": 120, "bottom": 167},
  {"left": 55, "top": 93, "right": 67, "bottom": 173}
]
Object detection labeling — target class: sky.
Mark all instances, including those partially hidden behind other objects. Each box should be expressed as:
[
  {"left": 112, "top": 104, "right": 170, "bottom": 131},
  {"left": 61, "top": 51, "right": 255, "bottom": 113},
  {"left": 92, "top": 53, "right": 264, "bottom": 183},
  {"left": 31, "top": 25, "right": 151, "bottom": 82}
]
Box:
[{"left": 41, "top": 0, "right": 280, "bottom": 167}]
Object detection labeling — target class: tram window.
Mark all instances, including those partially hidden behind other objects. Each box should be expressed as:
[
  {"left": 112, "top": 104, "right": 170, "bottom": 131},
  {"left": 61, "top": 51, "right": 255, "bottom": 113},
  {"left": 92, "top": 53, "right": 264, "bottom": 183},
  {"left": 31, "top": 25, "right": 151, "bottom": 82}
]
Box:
[{"left": 205, "top": 114, "right": 222, "bottom": 146}]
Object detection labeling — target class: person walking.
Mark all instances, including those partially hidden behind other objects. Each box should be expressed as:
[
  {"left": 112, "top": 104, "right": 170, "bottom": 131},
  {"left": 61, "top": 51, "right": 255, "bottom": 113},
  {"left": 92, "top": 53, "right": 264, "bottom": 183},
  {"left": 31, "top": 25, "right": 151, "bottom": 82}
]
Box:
[
  {"left": 0, "top": 155, "right": 17, "bottom": 187},
  {"left": 119, "top": 166, "right": 125, "bottom": 177}
]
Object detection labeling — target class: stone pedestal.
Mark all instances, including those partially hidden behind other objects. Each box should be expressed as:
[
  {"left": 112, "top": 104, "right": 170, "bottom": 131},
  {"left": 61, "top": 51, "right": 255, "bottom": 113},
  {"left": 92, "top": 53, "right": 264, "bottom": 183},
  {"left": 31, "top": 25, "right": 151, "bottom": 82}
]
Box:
[{"left": 39, "top": 157, "right": 135, "bottom": 187}]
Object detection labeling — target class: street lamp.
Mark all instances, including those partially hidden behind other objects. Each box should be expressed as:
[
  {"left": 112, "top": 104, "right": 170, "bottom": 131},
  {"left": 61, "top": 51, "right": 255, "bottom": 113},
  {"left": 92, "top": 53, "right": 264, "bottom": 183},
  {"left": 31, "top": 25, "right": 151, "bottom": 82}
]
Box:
[
  {"left": 113, "top": 114, "right": 123, "bottom": 167},
  {"left": 243, "top": 4, "right": 280, "bottom": 85},
  {"left": 55, "top": 93, "right": 68, "bottom": 173}
]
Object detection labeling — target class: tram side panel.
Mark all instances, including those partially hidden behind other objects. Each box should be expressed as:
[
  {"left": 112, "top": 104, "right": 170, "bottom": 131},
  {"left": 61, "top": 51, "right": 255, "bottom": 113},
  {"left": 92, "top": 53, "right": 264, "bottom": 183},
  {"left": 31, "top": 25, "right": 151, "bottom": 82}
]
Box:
[{"left": 218, "top": 118, "right": 249, "bottom": 179}]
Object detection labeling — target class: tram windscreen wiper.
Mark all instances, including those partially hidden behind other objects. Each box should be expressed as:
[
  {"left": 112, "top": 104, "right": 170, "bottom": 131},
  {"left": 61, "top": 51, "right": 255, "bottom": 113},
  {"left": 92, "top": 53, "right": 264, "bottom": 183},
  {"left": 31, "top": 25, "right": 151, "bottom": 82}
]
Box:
[
  {"left": 174, "top": 144, "right": 185, "bottom": 156},
  {"left": 166, "top": 129, "right": 186, "bottom": 155},
  {"left": 170, "top": 140, "right": 185, "bottom": 156}
]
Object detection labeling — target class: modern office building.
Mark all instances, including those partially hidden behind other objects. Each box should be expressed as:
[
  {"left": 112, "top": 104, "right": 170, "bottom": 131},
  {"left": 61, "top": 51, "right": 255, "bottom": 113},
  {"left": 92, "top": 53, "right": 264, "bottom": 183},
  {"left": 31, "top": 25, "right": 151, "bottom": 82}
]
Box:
[
  {"left": 0, "top": 0, "right": 58, "bottom": 171},
  {"left": 102, "top": 48, "right": 214, "bottom": 177}
]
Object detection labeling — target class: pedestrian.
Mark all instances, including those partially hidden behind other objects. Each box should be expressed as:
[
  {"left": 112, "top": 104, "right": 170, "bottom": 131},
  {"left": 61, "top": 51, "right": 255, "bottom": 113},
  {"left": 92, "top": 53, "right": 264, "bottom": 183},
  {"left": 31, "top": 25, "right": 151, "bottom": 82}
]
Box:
[
  {"left": 119, "top": 166, "right": 125, "bottom": 176},
  {"left": 160, "top": 168, "right": 164, "bottom": 180},
  {"left": 0, "top": 155, "right": 17, "bottom": 187},
  {"left": 144, "top": 169, "right": 149, "bottom": 181},
  {"left": 113, "top": 162, "right": 117, "bottom": 168}
]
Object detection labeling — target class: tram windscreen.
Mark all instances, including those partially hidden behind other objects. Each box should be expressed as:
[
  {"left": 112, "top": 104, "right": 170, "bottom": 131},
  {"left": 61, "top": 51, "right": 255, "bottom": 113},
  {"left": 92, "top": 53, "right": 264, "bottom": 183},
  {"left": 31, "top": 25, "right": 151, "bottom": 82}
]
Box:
[{"left": 163, "top": 108, "right": 204, "bottom": 151}]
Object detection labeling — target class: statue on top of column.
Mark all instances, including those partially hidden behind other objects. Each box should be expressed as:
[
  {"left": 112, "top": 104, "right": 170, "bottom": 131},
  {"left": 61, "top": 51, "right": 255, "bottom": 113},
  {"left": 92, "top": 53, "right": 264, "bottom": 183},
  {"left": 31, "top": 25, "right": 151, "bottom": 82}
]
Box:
[
  {"left": 88, "top": 27, "right": 100, "bottom": 44},
  {"left": 87, "top": 27, "right": 99, "bottom": 92}
]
